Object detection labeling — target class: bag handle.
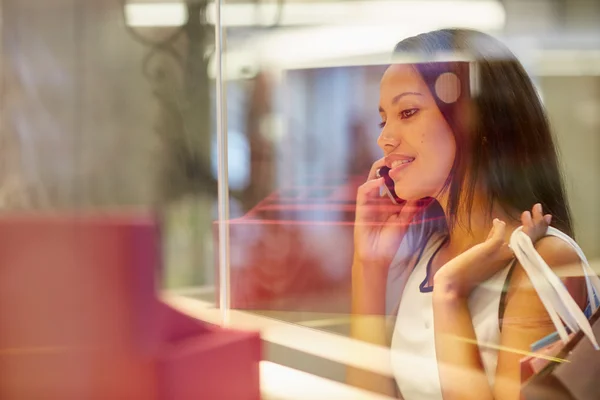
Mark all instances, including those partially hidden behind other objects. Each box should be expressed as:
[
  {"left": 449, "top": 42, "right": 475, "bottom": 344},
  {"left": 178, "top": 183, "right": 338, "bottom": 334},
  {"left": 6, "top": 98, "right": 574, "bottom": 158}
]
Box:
[
  {"left": 543, "top": 228, "right": 600, "bottom": 312},
  {"left": 510, "top": 230, "right": 572, "bottom": 343},
  {"left": 509, "top": 227, "right": 600, "bottom": 349},
  {"left": 512, "top": 226, "right": 600, "bottom": 310}
]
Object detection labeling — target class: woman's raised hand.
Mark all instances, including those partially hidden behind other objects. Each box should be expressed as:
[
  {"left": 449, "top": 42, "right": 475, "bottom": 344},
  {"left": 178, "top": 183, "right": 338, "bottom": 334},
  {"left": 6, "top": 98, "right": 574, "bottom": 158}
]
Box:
[
  {"left": 354, "top": 158, "right": 420, "bottom": 271},
  {"left": 434, "top": 204, "right": 552, "bottom": 297}
]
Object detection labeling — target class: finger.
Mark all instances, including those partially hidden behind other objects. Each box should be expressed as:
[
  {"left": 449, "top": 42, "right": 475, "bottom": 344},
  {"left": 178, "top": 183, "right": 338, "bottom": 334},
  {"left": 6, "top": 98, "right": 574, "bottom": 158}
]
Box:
[
  {"left": 367, "top": 157, "right": 387, "bottom": 181},
  {"left": 397, "top": 199, "right": 422, "bottom": 224},
  {"left": 532, "top": 203, "right": 544, "bottom": 225},
  {"left": 521, "top": 210, "right": 532, "bottom": 230},
  {"left": 488, "top": 218, "right": 506, "bottom": 244},
  {"left": 486, "top": 223, "right": 495, "bottom": 241},
  {"left": 357, "top": 201, "right": 409, "bottom": 217},
  {"left": 357, "top": 177, "right": 385, "bottom": 205},
  {"left": 382, "top": 211, "right": 412, "bottom": 228},
  {"left": 544, "top": 214, "right": 552, "bottom": 225}
]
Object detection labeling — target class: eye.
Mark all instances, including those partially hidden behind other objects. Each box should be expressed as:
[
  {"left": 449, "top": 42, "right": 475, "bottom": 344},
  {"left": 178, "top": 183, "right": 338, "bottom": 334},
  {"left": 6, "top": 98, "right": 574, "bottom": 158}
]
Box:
[
  {"left": 378, "top": 120, "right": 386, "bottom": 129},
  {"left": 399, "top": 108, "right": 419, "bottom": 119}
]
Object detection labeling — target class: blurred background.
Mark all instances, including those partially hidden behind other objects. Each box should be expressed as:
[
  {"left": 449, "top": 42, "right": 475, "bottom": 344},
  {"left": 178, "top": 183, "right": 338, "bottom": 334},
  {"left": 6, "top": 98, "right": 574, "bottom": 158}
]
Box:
[{"left": 2, "top": 0, "right": 600, "bottom": 335}]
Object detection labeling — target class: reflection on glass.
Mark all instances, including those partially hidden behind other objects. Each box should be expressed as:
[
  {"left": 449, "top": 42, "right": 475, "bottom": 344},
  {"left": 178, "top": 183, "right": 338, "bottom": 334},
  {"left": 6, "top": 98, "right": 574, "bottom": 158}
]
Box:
[
  {"left": 4, "top": 0, "right": 600, "bottom": 398},
  {"left": 215, "top": 21, "right": 600, "bottom": 398},
  {"left": 211, "top": 20, "right": 600, "bottom": 320}
]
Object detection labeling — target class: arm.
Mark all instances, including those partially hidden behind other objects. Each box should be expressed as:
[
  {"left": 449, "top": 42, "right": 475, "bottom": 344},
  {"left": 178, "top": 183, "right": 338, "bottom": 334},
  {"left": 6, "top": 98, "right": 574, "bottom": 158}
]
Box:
[
  {"left": 348, "top": 159, "right": 420, "bottom": 396},
  {"left": 347, "top": 256, "right": 399, "bottom": 397},
  {"left": 431, "top": 234, "right": 509, "bottom": 400},
  {"left": 432, "top": 234, "right": 586, "bottom": 400},
  {"left": 493, "top": 236, "right": 586, "bottom": 400},
  {"left": 350, "top": 255, "right": 390, "bottom": 343}
]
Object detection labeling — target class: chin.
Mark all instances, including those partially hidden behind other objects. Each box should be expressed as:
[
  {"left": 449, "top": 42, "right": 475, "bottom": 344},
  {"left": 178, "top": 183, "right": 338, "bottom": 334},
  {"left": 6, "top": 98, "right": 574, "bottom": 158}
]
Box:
[
  {"left": 394, "top": 181, "right": 440, "bottom": 202},
  {"left": 394, "top": 190, "right": 430, "bottom": 202}
]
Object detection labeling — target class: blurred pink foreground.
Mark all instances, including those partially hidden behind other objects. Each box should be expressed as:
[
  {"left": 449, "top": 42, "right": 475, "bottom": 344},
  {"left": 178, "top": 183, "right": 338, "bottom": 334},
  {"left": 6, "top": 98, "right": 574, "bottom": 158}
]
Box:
[{"left": 0, "top": 213, "right": 261, "bottom": 400}]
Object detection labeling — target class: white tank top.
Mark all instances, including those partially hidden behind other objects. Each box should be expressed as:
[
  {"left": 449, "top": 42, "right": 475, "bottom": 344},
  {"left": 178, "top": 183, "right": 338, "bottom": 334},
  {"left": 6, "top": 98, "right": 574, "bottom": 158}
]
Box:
[{"left": 390, "top": 235, "right": 513, "bottom": 400}]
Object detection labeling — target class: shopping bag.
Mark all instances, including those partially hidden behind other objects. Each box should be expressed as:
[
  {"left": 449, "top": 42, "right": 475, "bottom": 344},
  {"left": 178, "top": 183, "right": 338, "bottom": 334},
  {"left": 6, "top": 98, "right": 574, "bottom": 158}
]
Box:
[
  {"left": 521, "top": 307, "right": 600, "bottom": 400},
  {"left": 0, "top": 213, "right": 261, "bottom": 400},
  {"left": 519, "top": 332, "right": 573, "bottom": 383}
]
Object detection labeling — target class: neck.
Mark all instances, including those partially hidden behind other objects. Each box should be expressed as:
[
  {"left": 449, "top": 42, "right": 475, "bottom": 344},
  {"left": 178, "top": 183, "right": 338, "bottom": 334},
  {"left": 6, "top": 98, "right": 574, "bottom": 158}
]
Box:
[{"left": 438, "top": 192, "right": 517, "bottom": 257}]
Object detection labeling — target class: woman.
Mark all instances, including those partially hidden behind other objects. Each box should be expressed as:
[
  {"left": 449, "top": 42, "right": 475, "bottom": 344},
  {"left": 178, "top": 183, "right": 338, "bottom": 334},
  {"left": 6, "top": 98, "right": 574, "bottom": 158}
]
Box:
[{"left": 350, "top": 29, "right": 587, "bottom": 400}]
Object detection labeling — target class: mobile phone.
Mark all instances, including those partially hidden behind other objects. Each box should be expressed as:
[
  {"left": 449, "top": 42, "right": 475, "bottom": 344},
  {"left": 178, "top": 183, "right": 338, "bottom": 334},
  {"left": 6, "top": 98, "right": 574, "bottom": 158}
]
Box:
[{"left": 376, "top": 166, "right": 403, "bottom": 205}]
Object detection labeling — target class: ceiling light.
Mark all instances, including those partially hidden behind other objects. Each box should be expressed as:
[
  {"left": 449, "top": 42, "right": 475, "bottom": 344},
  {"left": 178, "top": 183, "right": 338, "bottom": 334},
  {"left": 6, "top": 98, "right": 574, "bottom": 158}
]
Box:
[
  {"left": 206, "top": 0, "right": 505, "bottom": 29},
  {"left": 124, "top": 2, "right": 187, "bottom": 27},
  {"left": 126, "top": 1, "right": 505, "bottom": 31}
]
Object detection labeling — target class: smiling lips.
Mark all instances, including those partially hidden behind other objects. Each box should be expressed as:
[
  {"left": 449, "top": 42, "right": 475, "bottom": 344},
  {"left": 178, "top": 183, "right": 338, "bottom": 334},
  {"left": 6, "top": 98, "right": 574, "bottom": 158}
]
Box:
[
  {"left": 390, "top": 159, "right": 414, "bottom": 168},
  {"left": 385, "top": 155, "right": 415, "bottom": 179},
  {"left": 386, "top": 155, "right": 415, "bottom": 168}
]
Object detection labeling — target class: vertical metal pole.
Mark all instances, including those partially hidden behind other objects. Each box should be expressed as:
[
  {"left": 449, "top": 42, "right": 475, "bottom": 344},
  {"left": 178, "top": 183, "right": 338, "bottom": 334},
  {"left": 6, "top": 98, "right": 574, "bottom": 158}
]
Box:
[{"left": 214, "top": 0, "right": 230, "bottom": 325}]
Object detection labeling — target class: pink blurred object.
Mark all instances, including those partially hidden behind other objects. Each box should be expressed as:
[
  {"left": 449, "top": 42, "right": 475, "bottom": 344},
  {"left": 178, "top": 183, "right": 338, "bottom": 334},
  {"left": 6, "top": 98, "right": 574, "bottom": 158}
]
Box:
[
  {"left": 0, "top": 213, "right": 261, "bottom": 400},
  {"left": 215, "top": 176, "right": 434, "bottom": 313},
  {"left": 215, "top": 179, "right": 362, "bottom": 313},
  {"left": 520, "top": 334, "right": 572, "bottom": 384}
]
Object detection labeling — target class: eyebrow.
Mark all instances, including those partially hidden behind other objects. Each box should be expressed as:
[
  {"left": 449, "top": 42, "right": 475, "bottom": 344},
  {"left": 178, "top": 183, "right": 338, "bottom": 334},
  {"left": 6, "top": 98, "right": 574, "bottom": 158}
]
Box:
[{"left": 379, "top": 91, "right": 423, "bottom": 112}]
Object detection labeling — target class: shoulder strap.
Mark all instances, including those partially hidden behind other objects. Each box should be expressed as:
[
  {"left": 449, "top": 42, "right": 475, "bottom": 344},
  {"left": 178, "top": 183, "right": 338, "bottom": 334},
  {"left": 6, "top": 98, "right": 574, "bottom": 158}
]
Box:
[
  {"left": 385, "top": 234, "right": 444, "bottom": 346},
  {"left": 498, "top": 260, "right": 517, "bottom": 332}
]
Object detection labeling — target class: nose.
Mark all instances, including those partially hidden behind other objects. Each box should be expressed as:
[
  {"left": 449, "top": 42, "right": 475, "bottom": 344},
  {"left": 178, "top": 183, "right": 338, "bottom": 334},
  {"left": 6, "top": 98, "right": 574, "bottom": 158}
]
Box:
[{"left": 377, "top": 128, "right": 400, "bottom": 154}]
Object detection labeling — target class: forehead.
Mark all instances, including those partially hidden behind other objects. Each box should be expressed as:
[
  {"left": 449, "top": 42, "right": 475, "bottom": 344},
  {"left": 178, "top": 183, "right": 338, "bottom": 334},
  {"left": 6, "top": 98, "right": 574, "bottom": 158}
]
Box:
[{"left": 380, "top": 64, "right": 427, "bottom": 93}]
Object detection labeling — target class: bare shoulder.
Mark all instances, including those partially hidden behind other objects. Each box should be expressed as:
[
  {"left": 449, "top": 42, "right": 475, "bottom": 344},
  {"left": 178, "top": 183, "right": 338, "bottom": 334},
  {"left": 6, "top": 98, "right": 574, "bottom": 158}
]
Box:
[
  {"left": 506, "top": 234, "right": 587, "bottom": 315},
  {"left": 533, "top": 235, "right": 580, "bottom": 268}
]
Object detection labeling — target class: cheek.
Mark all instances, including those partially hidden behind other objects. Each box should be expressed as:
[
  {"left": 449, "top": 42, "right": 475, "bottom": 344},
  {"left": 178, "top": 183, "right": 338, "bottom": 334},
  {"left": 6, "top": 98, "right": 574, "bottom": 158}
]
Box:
[{"left": 420, "top": 128, "right": 456, "bottom": 170}]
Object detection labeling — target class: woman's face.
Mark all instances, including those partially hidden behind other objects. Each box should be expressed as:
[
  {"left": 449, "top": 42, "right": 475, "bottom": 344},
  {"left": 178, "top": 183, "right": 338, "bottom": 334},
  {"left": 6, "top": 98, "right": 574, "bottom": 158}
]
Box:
[{"left": 378, "top": 64, "right": 456, "bottom": 201}]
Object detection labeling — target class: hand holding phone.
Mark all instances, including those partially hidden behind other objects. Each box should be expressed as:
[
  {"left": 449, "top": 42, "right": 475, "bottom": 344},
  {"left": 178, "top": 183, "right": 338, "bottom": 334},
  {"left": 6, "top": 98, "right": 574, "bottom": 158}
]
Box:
[
  {"left": 376, "top": 166, "right": 403, "bottom": 205},
  {"left": 354, "top": 165, "right": 413, "bottom": 272}
]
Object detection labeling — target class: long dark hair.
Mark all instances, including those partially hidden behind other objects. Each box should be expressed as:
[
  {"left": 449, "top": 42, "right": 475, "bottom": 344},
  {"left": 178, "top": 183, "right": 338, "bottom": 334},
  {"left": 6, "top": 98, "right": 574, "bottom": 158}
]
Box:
[{"left": 394, "top": 28, "right": 574, "bottom": 237}]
